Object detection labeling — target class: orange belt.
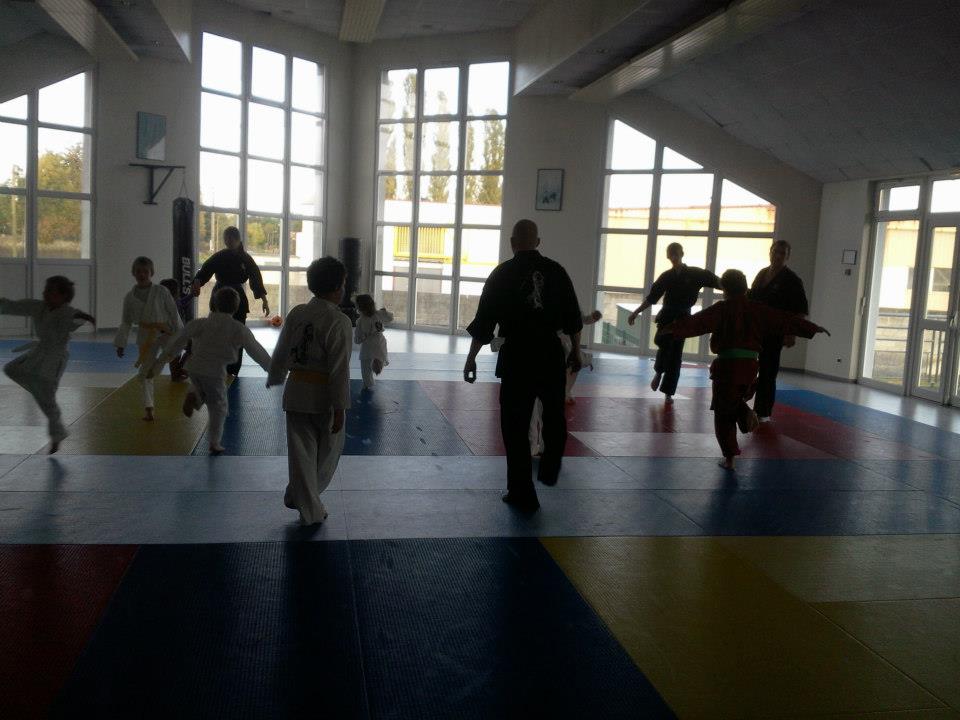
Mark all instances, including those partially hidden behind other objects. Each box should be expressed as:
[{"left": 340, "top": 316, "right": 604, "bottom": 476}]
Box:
[
  {"left": 290, "top": 369, "right": 329, "bottom": 384},
  {"left": 135, "top": 322, "right": 171, "bottom": 367}
]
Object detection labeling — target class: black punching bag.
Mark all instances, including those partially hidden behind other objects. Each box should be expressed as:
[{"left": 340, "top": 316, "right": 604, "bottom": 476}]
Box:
[
  {"left": 339, "top": 236, "right": 361, "bottom": 325},
  {"left": 172, "top": 197, "right": 195, "bottom": 322}
]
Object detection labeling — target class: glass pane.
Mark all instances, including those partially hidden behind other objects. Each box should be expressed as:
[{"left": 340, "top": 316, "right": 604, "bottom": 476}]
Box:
[
  {"left": 0, "top": 192, "right": 26, "bottom": 258},
  {"left": 719, "top": 179, "right": 775, "bottom": 233},
  {"left": 609, "top": 120, "right": 656, "bottom": 170},
  {"left": 290, "top": 165, "right": 323, "bottom": 217},
  {"left": 594, "top": 290, "right": 644, "bottom": 347},
  {"left": 604, "top": 174, "right": 652, "bottom": 230},
  {"left": 375, "top": 274, "right": 408, "bottom": 325},
  {"left": 39, "top": 73, "right": 87, "bottom": 127},
  {"left": 37, "top": 197, "right": 90, "bottom": 258},
  {"left": 917, "top": 329, "right": 947, "bottom": 390},
  {"left": 0, "top": 122, "right": 27, "bottom": 188},
  {"left": 880, "top": 184, "right": 920, "bottom": 212},
  {"left": 247, "top": 159, "right": 283, "bottom": 213},
  {"left": 289, "top": 218, "right": 323, "bottom": 268},
  {"left": 378, "top": 174, "right": 414, "bottom": 223},
  {"left": 415, "top": 276, "right": 452, "bottom": 328},
  {"left": 458, "top": 280, "right": 485, "bottom": 330},
  {"left": 463, "top": 175, "right": 502, "bottom": 225},
  {"left": 260, "top": 269, "right": 281, "bottom": 320},
  {"left": 291, "top": 113, "right": 323, "bottom": 166},
  {"left": 378, "top": 123, "right": 415, "bottom": 172},
  {"left": 288, "top": 270, "right": 314, "bottom": 309},
  {"left": 662, "top": 147, "right": 702, "bottom": 169},
  {"left": 467, "top": 62, "right": 509, "bottom": 116},
  {"left": 424, "top": 67, "right": 459, "bottom": 116},
  {"left": 419, "top": 176, "right": 457, "bottom": 224},
  {"left": 416, "top": 226, "right": 454, "bottom": 273},
  {"left": 653, "top": 235, "right": 708, "bottom": 279},
  {"left": 861, "top": 220, "right": 919, "bottom": 386},
  {"left": 292, "top": 58, "right": 324, "bottom": 112},
  {"left": 245, "top": 214, "right": 282, "bottom": 264},
  {"left": 460, "top": 229, "right": 500, "bottom": 279},
  {"left": 925, "top": 227, "right": 956, "bottom": 320},
  {"left": 37, "top": 129, "right": 89, "bottom": 193},
  {"left": 248, "top": 102, "right": 285, "bottom": 160},
  {"left": 199, "top": 152, "right": 240, "bottom": 208},
  {"left": 658, "top": 173, "right": 714, "bottom": 231},
  {"left": 252, "top": 47, "right": 286, "bottom": 102},
  {"left": 200, "top": 92, "right": 241, "bottom": 152},
  {"left": 0, "top": 95, "right": 27, "bottom": 119},
  {"left": 420, "top": 122, "right": 459, "bottom": 172},
  {"left": 198, "top": 210, "right": 238, "bottom": 263},
  {"left": 377, "top": 225, "right": 411, "bottom": 273},
  {"left": 465, "top": 119, "right": 505, "bottom": 171},
  {"left": 931, "top": 179, "right": 960, "bottom": 213},
  {"left": 598, "top": 233, "right": 645, "bottom": 288},
  {"left": 715, "top": 236, "right": 771, "bottom": 285},
  {"left": 201, "top": 33, "right": 242, "bottom": 95},
  {"left": 380, "top": 68, "right": 417, "bottom": 120}
]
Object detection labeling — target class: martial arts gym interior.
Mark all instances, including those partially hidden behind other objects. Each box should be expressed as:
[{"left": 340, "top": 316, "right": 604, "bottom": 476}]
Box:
[{"left": 3, "top": 0, "right": 960, "bottom": 717}]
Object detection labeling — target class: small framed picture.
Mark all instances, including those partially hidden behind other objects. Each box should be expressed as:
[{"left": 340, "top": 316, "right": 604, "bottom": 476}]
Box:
[
  {"left": 536, "top": 168, "right": 564, "bottom": 211},
  {"left": 841, "top": 249, "right": 858, "bottom": 265},
  {"left": 136, "top": 111, "right": 166, "bottom": 161}
]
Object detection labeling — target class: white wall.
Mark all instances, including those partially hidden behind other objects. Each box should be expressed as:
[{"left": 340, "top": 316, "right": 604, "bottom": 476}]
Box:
[{"left": 805, "top": 180, "right": 871, "bottom": 379}]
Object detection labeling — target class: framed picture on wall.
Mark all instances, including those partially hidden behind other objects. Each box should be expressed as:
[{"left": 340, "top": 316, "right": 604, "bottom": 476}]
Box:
[
  {"left": 136, "top": 112, "right": 167, "bottom": 161},
  {"left": 536, "top": 168, "right": 564, "bottom": 211}
]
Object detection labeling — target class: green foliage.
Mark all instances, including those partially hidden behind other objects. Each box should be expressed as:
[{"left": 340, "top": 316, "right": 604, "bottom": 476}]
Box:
[
  {"left": 246, "top": 216, "right": 281, "bottom": 256},
  {"left": 426, "top": 92, "right": 451, "bottom": 203},
  {"left": 477, "top": 118, "right": 504, "bottom": 205},
  {"left": 39, "top": 143, "right": 83, "bottom": 193}
]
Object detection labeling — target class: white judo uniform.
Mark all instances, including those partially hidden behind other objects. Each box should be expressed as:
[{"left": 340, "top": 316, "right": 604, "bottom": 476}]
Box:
[
  {"left": 1, "top": 299, "right": 85, "bottom": 444},
  {"left": 155, "top": 312, "right": 272, "bottom": 446},
  {"left": 114, "top": 284, "right": 182, "bottom": 409},
  {"left": 268, "top": 297, "right": 352, "bottom": 525},
  {"left": 354, "top": 308, "right": 393, "bottom": 389}
]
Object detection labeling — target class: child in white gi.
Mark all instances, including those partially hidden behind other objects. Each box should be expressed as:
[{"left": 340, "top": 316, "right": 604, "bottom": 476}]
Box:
[
  {"left": 529, "top": 310, "right": 601, "bottom": 456},
  {"left": 149, "top": 288, "right": 271, "bottom": 455},
  {"left": 1, "top": 276, "right": 95, "bottom": 453},
  {"left": 353, "top": 294, "right": 393, "bottom": 390},
  {"left": 114, "top": 256, "right": 182, "bottom": 421},
  {"left": 267, "top": 257, "right": 352, "bottom": 525}
]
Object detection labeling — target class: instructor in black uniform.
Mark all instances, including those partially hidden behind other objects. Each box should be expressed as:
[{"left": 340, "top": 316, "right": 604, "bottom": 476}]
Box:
[
  {"left": 464, "top": 219, "right": 584, "bottom": 512},
  {"left": 191, "top": 226, "right": 270, "bottom": 377},
  {"left": 749, "top": 239, "right": 808, "bottom": 420}
]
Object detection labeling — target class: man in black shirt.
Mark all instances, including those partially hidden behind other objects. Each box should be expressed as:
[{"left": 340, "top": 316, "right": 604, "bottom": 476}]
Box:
[
  {"left": 464, "top": 219, "right": 584, "bottom": 512},
  {"left": 748, "top": 240, "right": 809, "bottom": 419},
  {"left": 627, "top": 242, "right": 721, "bottom": 402}
]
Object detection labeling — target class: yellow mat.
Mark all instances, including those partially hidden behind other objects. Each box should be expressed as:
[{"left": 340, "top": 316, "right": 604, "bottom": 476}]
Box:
[
  {"left": 54, "top": 376, "right": 208, "bottom": 455},
  {"left": 542, "top": 537, "right": 946, "bottom": 719}
]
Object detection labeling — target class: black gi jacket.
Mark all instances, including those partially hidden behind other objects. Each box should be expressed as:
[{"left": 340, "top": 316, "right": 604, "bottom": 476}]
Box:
[
  {"left": 194, "top": 247, "right": 267, "bottom": 317},
  {"left": 749, "top": 266, "right": 808, "bottom": 316},
  {"left": 646, "top": 264, "right": 721, "bottom": 326}
]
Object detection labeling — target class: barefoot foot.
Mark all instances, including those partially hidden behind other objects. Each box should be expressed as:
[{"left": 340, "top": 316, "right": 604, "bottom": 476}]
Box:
[
  {"left": 143, "top": 407, "right": 155, "bottom": 421},
  {"left": 718, "top": 457, "right": 735, "bottom": 470},
  {"left": 209, "top": 444, "right": 225, "bottom": 455}
]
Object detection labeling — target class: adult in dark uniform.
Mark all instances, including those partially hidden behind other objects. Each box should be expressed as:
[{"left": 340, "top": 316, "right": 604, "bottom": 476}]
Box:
[
  {"left": 748, "top": 239, "right": 808, "bottom": 420},
  {"left": 464, "top": 219, "right": 584, "bottom": 512},
  {"left": 191, "top": 226, "right": 270, "bottom": 377},
  {"left": 627, "top": 242, "right": 720, "bottom": 402}
]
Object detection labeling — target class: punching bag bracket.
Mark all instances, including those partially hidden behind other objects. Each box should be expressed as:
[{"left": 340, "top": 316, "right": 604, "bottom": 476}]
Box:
[{"left": 129, "top": 163, "right": 185, "bottom": 205}]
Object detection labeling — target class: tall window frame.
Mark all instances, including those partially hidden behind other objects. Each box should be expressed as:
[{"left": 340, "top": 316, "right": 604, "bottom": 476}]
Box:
[
  {"left": 373, "top": 61, "right": 510, "bottom": 333},
  {"left": 198, "top": 32, "right": 327, "bottom": 319},
  {"left": 593, "top": 118, "right": 778, "bottom": 357}
]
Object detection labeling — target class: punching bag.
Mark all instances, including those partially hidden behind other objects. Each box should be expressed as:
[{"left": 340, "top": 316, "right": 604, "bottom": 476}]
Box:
[
  {"left": 339, "top": 236, "right": 361, "bottom": 325},
  {"left": 172, "top": 197, "right": 194, "bottom": 322}
]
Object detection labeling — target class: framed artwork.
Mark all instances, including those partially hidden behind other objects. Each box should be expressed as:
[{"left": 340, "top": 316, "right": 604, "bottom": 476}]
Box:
[
  {"left": 136, "top": 111, "right": 166, "bottom": 161},
  {"left": 536, "top": 168, "right": 564, "bottom": 211}
]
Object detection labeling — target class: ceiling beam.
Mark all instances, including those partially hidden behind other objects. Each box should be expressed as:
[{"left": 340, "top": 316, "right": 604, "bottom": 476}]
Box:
[
  {"left": 0, "top": 32, "right": 91, "bottom": 104},
  {"left": 339, "top": 0, "right": 386, "bottom": 43},
  {"left": 37, "top": 0, "right": 137, "bottom": 61},
  {"left": 150, "top": 0, "right": 192, "bottom": 62},
  {"left": 573, "top": 0, "right": 824, "bottom": 103}
]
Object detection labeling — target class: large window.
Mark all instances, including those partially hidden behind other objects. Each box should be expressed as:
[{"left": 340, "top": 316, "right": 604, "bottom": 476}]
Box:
[
  {"left": 594, "top": 120, "right": 777, "bottom": 355},
  {"left": 199, "top": 33, "right": 326, "bottom": 317},
  {"left": 0, "top": 73, "right": 94, "bottom": 261},
  {"left": 374, "top": 62, "right": 509, "bottom": 331}
]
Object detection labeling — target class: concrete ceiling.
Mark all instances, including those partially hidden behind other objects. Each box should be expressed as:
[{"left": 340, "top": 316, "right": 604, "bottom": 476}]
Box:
[{"left": 0, "top": 0, "right": 67, "bottom": 47}]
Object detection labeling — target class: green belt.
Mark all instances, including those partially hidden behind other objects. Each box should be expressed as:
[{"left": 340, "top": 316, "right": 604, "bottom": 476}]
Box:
[{"left": 717, "top": 348, "right": 759, "bottom": 360}]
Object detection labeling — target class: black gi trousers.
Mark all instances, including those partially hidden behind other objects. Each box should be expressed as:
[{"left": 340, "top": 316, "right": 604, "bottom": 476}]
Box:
[
  {"left": 499, "top": 366, "right": 567, "bottom": 500},
  {"left": 754, "top": 335, "right": 783, "bottom": 417},
  {"left": 653, "top": 331, "right": 685, "bottom": 396}
]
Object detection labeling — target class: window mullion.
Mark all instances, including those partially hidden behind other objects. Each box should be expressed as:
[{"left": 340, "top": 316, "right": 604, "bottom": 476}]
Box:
[
  {"left": 239, "top": 43, "right": 251, "bottom": 245},
  {"left": 450, "top": 63, "right": 468, "bottom": 332},
  {"left": 281, "top": 53, "right": 293, "bottom": 314},
  {"left": 408, "top": 68, "right": 424, "bottom": 326},
  {"left": 26, "top": 89, "right": 38, "bottom": 292}
]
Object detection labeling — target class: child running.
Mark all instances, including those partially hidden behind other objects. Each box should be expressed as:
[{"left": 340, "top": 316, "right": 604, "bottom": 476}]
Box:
[
  {"left": 115, "top": 257, "right": 182, "bottom": 421},
  {"left": 267, "top": 257, "right": 352, "bottom": 525},
  {"left": 353, "top": 294, "right": 393, "bottom": 390},
  {"left": 1, "top": 276, "right": 95, "bottom": 453},
  {"left": 668, "top": 269, "right": 829, "bottom": 470},
  {"left": 149, "top": 287, "right": 272, "bottom": 455}
]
